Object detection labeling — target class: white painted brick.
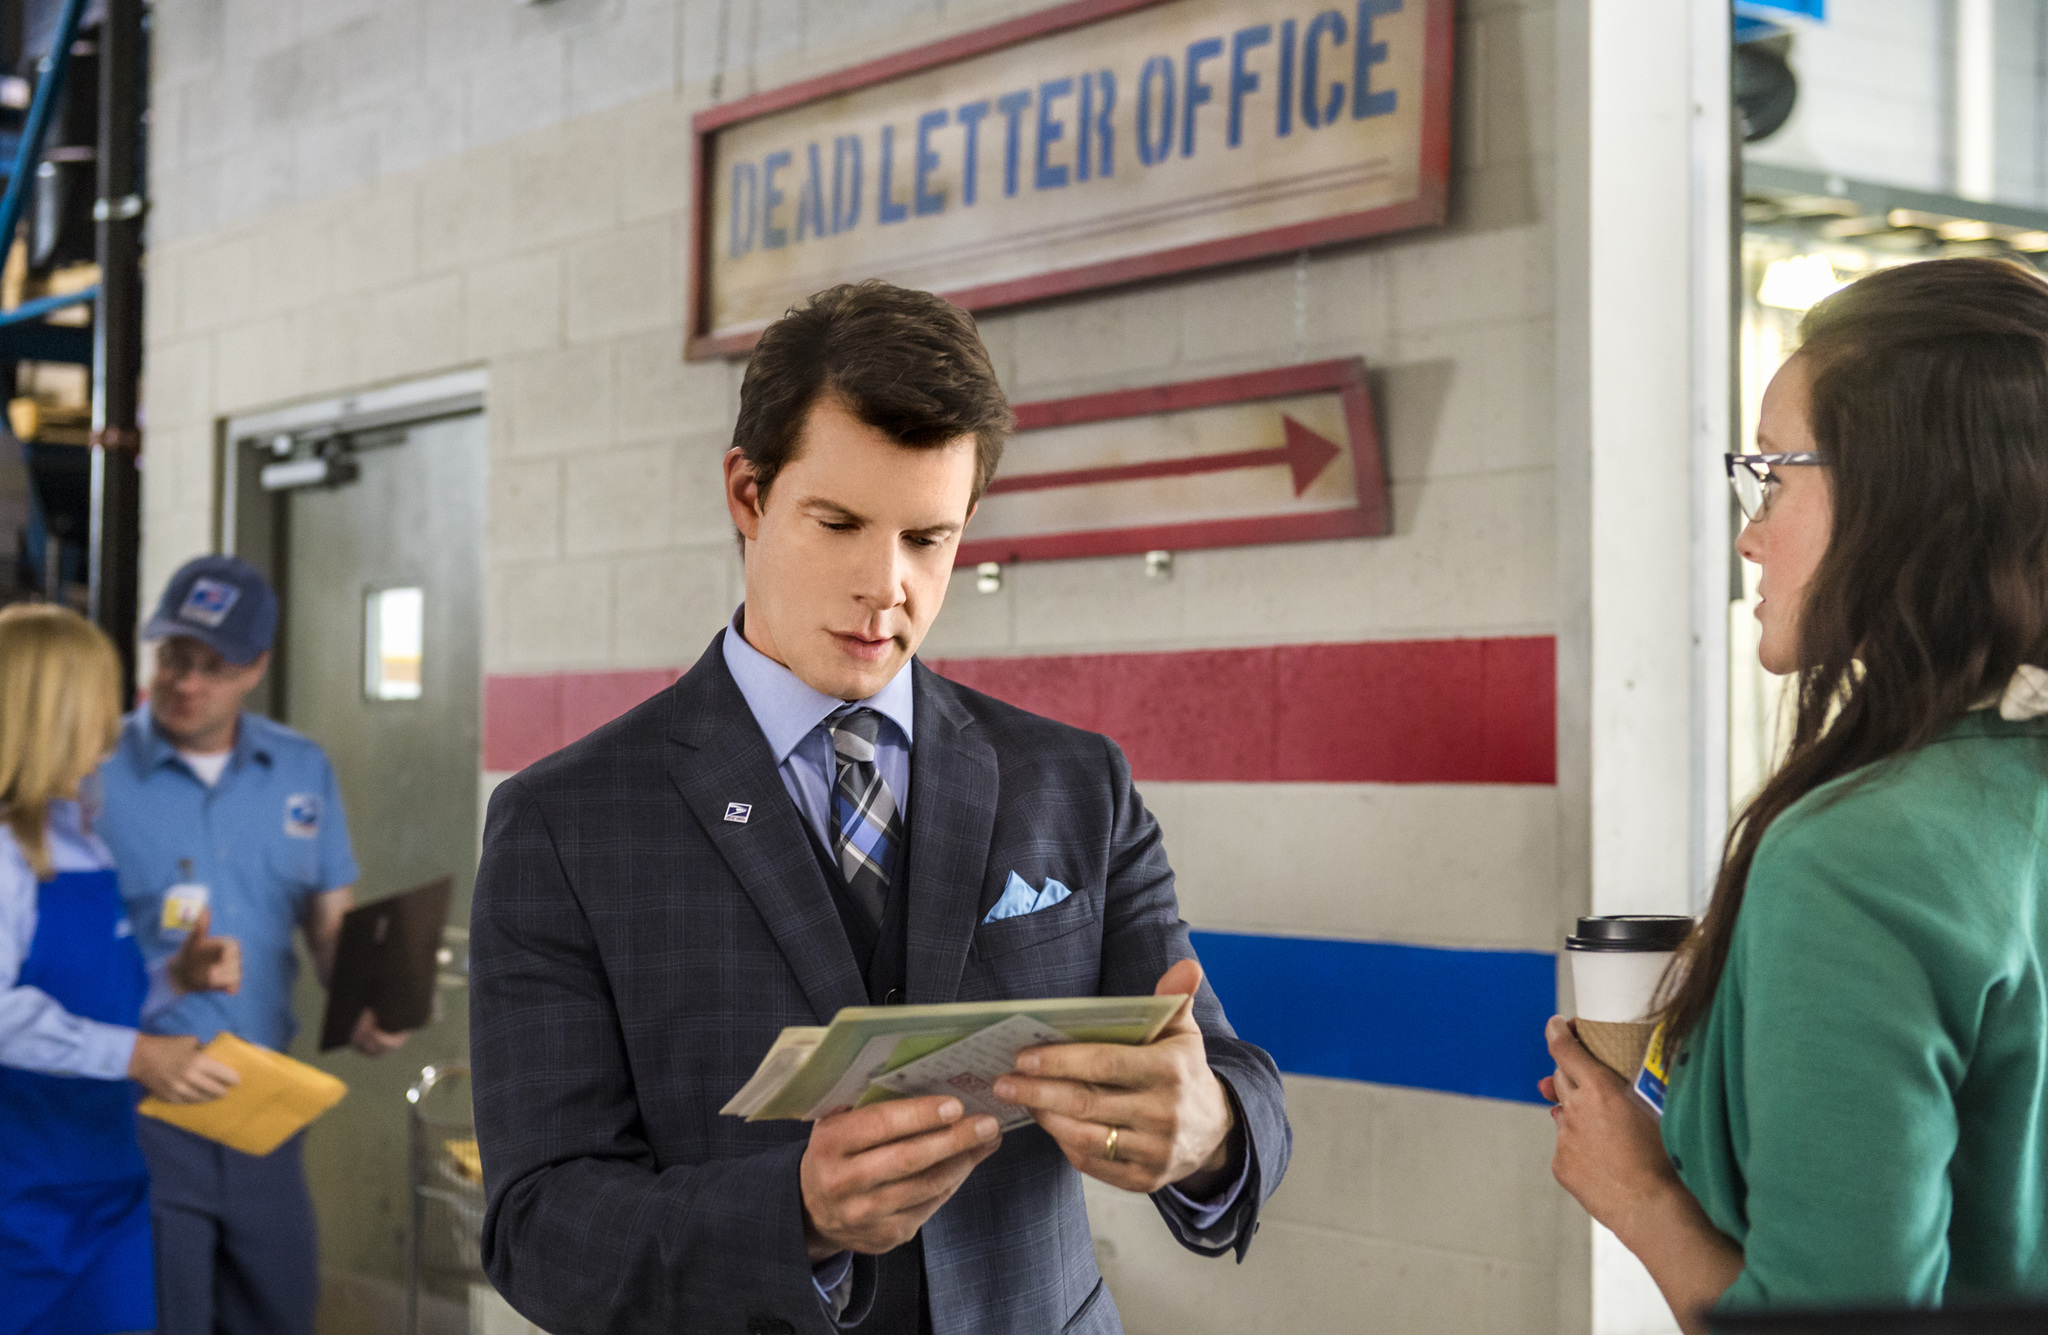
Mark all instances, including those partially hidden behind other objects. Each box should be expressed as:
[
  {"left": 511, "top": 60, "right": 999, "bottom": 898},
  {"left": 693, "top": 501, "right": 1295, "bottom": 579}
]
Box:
[
  {"left": 491, "top": 558, "right": 612, "bottom": 670},
  {"left": 568, "top": 3, "right": 678, "bottom": 119},
  {"left": 466, "top": 37, "right": 570, "bottom": 151},
  {"left": 178, "top": 235, "right": 259, "bottom": 334},
  {"left": 509, "top": 115, "right": 622, "bottom": 247},
  {"left": 248, "top": 44, "right": 339, "bottom": 143},
  {"left": 1262, "top": 1077, "right": 1562, "bottom": 1266},
  {"left": 1007, "top": 286, "right": 1185, "bottom": 399},
  {"left": 1480, "top": 7, "right": 1556, "bottom": 169},
  {"left": 488, "top": 459, "right": 563, "bottom": 561},
  {"left": 1170, "top": 468, "right": 1557, "bottom": 645},
  {"left": 422, "top": 0, "right": 518, "bottom": 72},
  {"left": 679, "top": 0, "right": 757, "bottom": 93},
  {"left": 151, "top": 155, "right": 225, "bottom": 248},
  {"left": 613, "top": 329, "right": 732, "bottom": 444},
  {"left": 214, "top": 314, "right": 299, "bottom": 412},
  {"left": 293, "top": 105, "right": 382, "bottom": 200},
  {"left": 563, "top": 442, "right": 676, "bottom": 554},
  {"left": 216, "top": 136, "right": 298, "bottom": 231},
  {"left": 1177, "top": 261, "right": 1308, "bottom": 373},
  {"left": 153, "top": 0, "right": 226, "bottom": 85},
  {"left": 613, "top": 545, "right": 739, "bottom": 665},
  {"left": 466, "top": 251, "right": 564, "bottom": 360},
  {"left": 292, "top": 293, "right": 375, "bottom": 396},
  {"left": 420, "top": 147, "right": 519, "bottom": 274},
  {"left": 144, "top": 337, "right": 217, "bottom": 431},
  {"left": 1153, "top": 783, "right": 1558, "bottom": 952},
  {"left": 366, "top": 273, "right": 465, "bottom": 382},
  {"left": 1006, "top": 550, "right": 1188, "bottom": 649},
  {"left": 248, "top": 208, "right": 335, "bottom": 319},
  {"left": 801, "top": 0, "right": 942, "bottom": 64},
  {"left": 502, "top": 344, "right": 614, "bottom": 457},
  {"left": 918, "top": 567, "right": 1015, "bottom": 658},
  {"left": 1296, "top": 247, "right": 1397, "bottom": 364},
  {"left": 376, "top": 80, "right": 469, "bottom": 179},
  {"left": 670, "top": 430, "right": 738, "bottom": 539},
  {"left": 1383, "top": 318, "right": 1555, "bottom": 482},
  {"left": 565, "top": 219, "right": 684, "bottom": 343},
  {"left": 618, "top": 96, "right": 695, "bottom": 222},
  {"left": 1085, "top": 1181, "right": 1556, "bottom": 1335},
  {"left": 1387, "top": 224, "right": 1554, "bottom": 334}
]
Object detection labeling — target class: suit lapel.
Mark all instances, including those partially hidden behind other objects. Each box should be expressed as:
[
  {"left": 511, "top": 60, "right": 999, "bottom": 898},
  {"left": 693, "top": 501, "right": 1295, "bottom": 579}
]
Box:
[
  {"left": 904, "top": 663, "right": 997, "bottom": 1004},
  {"left": 665, "top": 635, "right": 868, "bottom": 1024}
]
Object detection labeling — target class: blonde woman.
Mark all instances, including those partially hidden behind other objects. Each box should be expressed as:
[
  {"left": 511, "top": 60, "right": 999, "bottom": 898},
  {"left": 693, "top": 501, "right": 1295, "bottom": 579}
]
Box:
[{"left": 0, "top": 605, "right": 243, "bottom": 1335}]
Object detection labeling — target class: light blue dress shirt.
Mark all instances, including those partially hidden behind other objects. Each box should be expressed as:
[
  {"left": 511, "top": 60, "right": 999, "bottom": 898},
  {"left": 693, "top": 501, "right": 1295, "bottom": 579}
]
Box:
[
  {"left": 0, "top": 798, "right": 175, "bottom": 1079},
  {"left": 96, "top": 708, "right": 359, "bottom": 1052},
  {"left": 720, "top": 612, "right": 1245, "bottom": 1316},
  {"left": 722, "top": 614, "right": 914, "bottom": 853}
]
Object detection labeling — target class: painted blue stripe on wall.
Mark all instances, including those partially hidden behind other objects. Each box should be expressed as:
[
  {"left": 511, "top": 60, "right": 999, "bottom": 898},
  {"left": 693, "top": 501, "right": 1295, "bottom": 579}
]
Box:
[{"left": 1190, "top": 930, "right": 1557, "bottom": 1105}]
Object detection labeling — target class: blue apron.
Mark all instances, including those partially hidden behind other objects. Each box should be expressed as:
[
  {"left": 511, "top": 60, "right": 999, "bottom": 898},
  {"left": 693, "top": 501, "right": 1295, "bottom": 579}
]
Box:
[{"left": 0, "top": 866, "right": 156, "bottom": 1335}]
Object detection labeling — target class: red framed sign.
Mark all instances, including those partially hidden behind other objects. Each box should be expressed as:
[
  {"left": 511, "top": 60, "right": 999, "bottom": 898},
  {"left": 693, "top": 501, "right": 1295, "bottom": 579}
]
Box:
[
  {"left": 956, "top": 358, "right": 1388, "bottom": 565},
  {"left": 688, "top": 0, "right": 1454, "bottom": 359}
]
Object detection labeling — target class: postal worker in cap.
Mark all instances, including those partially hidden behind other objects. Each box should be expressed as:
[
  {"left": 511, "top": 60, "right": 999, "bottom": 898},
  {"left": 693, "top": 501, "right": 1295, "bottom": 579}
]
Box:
[{"left": 95, "top": 554, "right": 414, "bottom": 1335}]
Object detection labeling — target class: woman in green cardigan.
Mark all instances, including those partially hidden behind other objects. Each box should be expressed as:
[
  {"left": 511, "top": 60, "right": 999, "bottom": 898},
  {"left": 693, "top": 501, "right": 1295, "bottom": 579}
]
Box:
[{"left": 1543, "top": 256, "right": 2048, "bottom": 1328}]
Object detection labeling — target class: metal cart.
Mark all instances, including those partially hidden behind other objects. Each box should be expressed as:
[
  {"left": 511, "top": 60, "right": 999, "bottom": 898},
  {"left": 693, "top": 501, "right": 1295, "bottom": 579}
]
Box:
[{"left": 406, "top": 1061, "right": 484, "bottom": 1335}]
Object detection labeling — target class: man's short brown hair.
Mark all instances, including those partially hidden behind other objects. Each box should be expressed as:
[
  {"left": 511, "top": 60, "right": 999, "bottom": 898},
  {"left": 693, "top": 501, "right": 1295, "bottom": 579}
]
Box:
[{"left": 731, "top": 280, "right": 1013, "bottom": 505}]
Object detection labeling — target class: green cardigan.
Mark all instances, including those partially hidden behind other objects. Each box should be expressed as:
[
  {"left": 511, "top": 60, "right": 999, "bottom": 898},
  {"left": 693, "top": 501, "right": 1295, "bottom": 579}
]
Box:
[{"left": 1663, "top": 712, "right": 2048, "bottom": 1308}]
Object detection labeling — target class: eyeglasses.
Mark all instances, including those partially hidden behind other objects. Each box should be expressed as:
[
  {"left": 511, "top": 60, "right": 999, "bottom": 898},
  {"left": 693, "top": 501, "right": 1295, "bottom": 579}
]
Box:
[{"left": 1726, "top": 452, "right": 1826, "bottom": 522}]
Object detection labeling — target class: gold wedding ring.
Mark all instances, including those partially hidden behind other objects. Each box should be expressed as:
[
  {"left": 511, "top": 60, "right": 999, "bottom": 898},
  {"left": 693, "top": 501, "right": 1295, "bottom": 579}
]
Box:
[{"left": 1102, "top": 1125, "right": 1119, "bottom": 1162}]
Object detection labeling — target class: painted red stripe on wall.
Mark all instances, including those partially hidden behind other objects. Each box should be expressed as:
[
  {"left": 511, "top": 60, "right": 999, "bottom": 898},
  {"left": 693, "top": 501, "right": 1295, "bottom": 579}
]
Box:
[
  {"left": 929, "top": 637, "right": 1554, "bottom": 784},
  {"left": 482, "top": 668, "right": 681, "bottom": 772},
  {"left": 482, "top": 637, "right": 1554, "bottom": 784}
]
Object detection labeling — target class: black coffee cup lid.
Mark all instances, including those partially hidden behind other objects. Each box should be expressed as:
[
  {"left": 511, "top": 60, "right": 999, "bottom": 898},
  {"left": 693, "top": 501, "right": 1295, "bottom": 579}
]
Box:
[{"left": 1566, "top": 915, "right": 1693, "bottom": 951}]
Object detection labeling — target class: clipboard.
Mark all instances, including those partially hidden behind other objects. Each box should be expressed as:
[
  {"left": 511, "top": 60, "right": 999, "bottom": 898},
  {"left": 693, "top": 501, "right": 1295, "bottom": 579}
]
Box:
[{"left": 318, "top": 876, "right": 453, "bottom": 1052}]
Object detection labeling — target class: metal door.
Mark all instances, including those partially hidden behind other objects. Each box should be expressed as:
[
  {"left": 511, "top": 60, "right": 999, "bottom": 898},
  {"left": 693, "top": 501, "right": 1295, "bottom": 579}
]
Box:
[{"left": 277, "top": 410, "right": 485, "bottom": 1317}]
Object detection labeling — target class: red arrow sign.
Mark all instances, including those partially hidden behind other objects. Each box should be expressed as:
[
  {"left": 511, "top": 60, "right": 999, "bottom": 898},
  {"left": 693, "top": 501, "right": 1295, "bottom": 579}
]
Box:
[{"left": 983, "top": 415, "right": 1343, "bottom": 499}]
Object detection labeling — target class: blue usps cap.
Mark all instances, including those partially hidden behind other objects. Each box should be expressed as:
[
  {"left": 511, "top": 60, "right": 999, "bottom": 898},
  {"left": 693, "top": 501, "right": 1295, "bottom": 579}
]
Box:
[{"left": 142, "top": 555, "right": 278, "bottom": 665}]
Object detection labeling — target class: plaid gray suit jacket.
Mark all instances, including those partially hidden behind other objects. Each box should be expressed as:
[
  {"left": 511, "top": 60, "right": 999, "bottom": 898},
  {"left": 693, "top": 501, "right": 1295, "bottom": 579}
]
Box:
[{"left": 470, "top": 633, "right": 1291, "bottom": 1335}]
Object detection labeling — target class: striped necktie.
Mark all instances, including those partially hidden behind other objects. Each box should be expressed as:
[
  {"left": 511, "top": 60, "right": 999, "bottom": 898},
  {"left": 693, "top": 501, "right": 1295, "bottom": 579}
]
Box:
[{"left": 827, "top": 707, "right": 901, "bottom": 925}]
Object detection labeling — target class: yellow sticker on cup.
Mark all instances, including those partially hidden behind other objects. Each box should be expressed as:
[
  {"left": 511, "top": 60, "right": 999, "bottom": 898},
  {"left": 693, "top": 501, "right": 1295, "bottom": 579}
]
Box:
[{"left": 1633, "top": 1019, "right": 1671, "bottom": 1117}]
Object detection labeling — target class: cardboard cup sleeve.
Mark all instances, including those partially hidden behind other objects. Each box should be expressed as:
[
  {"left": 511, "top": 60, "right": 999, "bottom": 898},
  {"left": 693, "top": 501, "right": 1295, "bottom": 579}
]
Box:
[{"left": 1576, "top": 1018, "right": 1658, "bottom": 1080}]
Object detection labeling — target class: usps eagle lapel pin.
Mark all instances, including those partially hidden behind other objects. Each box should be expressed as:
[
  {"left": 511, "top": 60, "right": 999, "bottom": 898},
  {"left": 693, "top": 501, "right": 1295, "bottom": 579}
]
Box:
[{"left": 723, "top": 802, "right": 752, "bottom": 824}]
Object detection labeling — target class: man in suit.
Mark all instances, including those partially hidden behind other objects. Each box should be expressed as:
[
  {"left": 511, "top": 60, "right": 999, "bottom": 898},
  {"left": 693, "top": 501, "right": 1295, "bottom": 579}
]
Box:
[{"left": 470, "top": 280, "right": 1291, "bottom": 1335}]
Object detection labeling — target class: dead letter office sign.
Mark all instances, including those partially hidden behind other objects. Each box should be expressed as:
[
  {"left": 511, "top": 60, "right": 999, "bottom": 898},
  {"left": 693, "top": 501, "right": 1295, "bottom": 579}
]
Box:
[{"left": 689, "top": 0, "right": 1453, "bottom": 357}]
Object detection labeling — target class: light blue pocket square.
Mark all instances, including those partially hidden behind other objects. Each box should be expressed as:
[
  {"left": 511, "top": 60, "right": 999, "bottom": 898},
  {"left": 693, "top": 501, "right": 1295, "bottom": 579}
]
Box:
[{"left": 982, "top": 871, "right": 1073, "bottom": 923}]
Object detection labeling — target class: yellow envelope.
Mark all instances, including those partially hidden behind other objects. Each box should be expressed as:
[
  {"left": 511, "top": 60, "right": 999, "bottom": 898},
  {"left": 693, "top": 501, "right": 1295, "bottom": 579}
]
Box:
[{"left": 138, "top": 1032, "right": 348, "bottom": 1157}]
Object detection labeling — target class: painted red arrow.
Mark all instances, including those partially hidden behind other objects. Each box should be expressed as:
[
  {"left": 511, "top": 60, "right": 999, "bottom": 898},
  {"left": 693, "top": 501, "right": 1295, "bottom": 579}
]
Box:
[{"left": 984, "top": 415, "right": 1343, "bottom": 499}]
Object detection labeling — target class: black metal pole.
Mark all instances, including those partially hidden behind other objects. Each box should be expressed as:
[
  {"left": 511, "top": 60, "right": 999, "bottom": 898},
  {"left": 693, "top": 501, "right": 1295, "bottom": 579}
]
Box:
[{"left": 90, "top": 0, "right": 142, "bottom": 701}]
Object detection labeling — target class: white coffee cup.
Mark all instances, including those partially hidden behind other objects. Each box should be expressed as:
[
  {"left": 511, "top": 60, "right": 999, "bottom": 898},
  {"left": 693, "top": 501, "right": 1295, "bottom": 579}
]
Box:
[{"left": 1566, "top": 916, "right": 1693, "bottom": 1023}]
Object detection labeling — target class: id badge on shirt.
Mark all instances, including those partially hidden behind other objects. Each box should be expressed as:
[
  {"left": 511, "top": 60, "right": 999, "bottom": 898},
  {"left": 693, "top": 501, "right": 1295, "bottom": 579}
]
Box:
[
  {"left": 161, "top": 866, "right": 209, "bottom": 941},
  {"left": 1633, "top": 1018, "right": 1671, "bottom": 1118}
]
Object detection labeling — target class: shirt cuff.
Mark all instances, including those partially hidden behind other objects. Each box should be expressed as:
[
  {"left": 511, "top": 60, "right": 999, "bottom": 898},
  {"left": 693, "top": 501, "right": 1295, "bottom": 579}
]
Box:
[
  {"left": 812, "top": 1250, "right": 855, "bottom": 1319},
  {"left": 141, "top": 953, "right": 179, "bottom": 1023},
  {"left": 1157, "top": 1142, "right": 1252, "bottom": 1232}
]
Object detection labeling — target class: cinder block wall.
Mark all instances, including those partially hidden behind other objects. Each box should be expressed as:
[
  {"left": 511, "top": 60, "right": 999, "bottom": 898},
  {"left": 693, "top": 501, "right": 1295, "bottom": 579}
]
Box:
[{"left": 143, "top": 1, "right": 1575, "bottom": 1330}]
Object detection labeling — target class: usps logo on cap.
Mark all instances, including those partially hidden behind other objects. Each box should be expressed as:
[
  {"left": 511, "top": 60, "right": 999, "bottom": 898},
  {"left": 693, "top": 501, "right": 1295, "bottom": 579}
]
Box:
[
  {"left": 178, "top": 577, "right": 242, "bottom": 629},
  {"left": 284, "top": 793, "right": 320, "bottom": 839}
]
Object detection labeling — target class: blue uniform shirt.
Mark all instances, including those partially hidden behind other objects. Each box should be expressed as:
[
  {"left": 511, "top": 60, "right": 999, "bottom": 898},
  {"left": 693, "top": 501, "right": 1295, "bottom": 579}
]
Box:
[{"left": 97, "top": 709, "right": 358, "bottom": 1051}]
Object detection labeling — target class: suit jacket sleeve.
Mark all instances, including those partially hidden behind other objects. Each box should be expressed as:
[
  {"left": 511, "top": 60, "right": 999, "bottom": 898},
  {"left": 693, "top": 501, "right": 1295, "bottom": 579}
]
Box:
[
  {"left": 1092, "top": 737, "right": 1292, "bottom": 1260},
  {"left": 470, "top": 777, "right": 827, "bottom": 1335}
]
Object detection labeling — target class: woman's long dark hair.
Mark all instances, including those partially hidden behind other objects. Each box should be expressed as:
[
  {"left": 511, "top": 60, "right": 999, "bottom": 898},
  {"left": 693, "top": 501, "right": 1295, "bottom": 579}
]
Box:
[{"left": 1662, "top": 257, "right": 2048, "bottom": 1046}]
